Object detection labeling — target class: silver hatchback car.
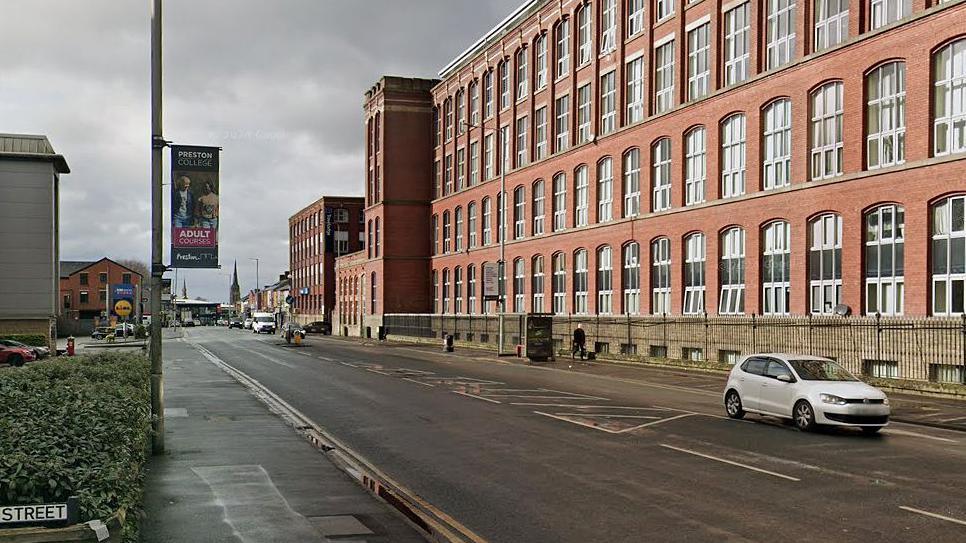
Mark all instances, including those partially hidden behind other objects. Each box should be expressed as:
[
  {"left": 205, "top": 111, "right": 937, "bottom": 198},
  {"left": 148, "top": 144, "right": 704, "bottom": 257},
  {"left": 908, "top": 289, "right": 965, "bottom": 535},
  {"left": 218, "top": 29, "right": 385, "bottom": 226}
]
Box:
[{"left": 723, "top": 353, "right": 890, "bottom": 433}]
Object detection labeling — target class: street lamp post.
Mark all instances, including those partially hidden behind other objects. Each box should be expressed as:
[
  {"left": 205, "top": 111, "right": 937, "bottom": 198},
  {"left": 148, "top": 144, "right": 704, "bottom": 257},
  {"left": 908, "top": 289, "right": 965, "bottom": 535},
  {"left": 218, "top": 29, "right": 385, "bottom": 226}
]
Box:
[
  {"left": 462, "top": 120, "right": 507, "bottom": 355},
  {"left": 249, "top": 257, "right": 260, "bottom": 306},
  {"left": 149, "top": 0, "right": 165, "bottom": 455}
]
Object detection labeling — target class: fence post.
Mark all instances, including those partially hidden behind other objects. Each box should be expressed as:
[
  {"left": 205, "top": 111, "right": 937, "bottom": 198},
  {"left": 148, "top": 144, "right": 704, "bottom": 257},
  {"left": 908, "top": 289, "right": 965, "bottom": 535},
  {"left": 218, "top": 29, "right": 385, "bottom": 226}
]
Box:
[
  {"left": 961, "top": 314, "right": 966, "bottom": 385},
  {"left": 875, "top": 312, "right": 881, "bottom": 366},
  {"left": 662, "top": 312, "right": 668, "bottom": 351},
  {"left": 626, "top": 313, "right": 631, "bottom": 354},
  {"left": 703, "top": 312, "right": 710, "bottom": 361},
  {"left": 595, "top": 314, "right": 600, "bottom": 351},
  {"left": 807, "top": 313, "right": 812, "bottom": 352},
  {"left": 752, "top": 313, "right": 757, "bottom": 352}
]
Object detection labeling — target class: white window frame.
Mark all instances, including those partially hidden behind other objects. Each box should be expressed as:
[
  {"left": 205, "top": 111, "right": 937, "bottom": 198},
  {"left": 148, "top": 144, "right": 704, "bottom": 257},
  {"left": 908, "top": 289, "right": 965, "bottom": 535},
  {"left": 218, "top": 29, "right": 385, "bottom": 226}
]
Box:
[
  {"left": 468, "top": 265, "right": 476, "bottom": 314},
  {"left": 623, "top": 242, "right": 641, "bottom": 315},
  {"left": 444, "top": 154, "right": 453, "bottom": 195},
  {"left": 456, "top": 147, "right": 466, "bottom": 191},
  {"left": 685, "top": 126, "right": 706, "bottom": 205},
  {"left": 516, "top": 115, "right": 529, "bottom": 167},
  {"left": 652, "top": 138, "right": 672, "bottom": 212},
  {"left": 482, "top": 197, "right": 492, "bottom": 246},
  {"left": 574, "top": 249, "right": 589, "bottom": 315},
  {"left": 684, "top": 233, "right": 706, "bottom": 315},
  {"left": 575, "top": 165, "right": 589, "bottom": 227},
  {"left": 454, "top": 267, "right": 463, "bottom": 314},
  {"left": 456, "top": 90, "right": 466, "bottom": 135},
  {"left": 556, "top": 19, "right": 571, "bottom": 79},
  {"left": 470, "top": 82, "right": 480, "bottom": 125},
  {"left": 444, "top": 98, "right": 453, "bottom": 142},
  {"left": 500, "top": 61, "right": 511, "bottom": 110},
  {"left": 514, "top": 258, "right": 526, "bottom": 313},
  {"left": 442, "top": 211, "right": 452, "bottom": 254},
  {"left": 577, "top": 83, "right": 592, "bottom": 144},
  {"left": 721, "top": 113, "right": 746, "bottom": 198},
  {"left": 555, "top": 95, "right": 570, "bottom": 152},
  {"left": 484, "top": 70, "right": 494, "bottom": 118},
  {"left": 627, "top": 0, "right": 645, "bottom": 38},
  {"left": 656, "top": 0, "right": 675, "bottom": 22},
  {"left": 598, "top": 245, "right": 614, "bottom": 315},
  {"left": 687, "top": 23, "right": 710, "bottom": 101},
  {"left": 577, "top": 5, "right": 592, "bottom": 66},
  {"left": 484, "top": 133, "right": 495, "bottom": 180},
  {"left": 468, "top": 202, "right": 478, "bottom": 248},
  {"left": 655, "top": 41, "right": 675, "bottom": 114},
  {"left": 553, "top": 172, "right": 567, "bottom": 231},
  {"left": 454, "top": 206, "right": 464, "bottom": 251},
  {"left": 723, "top": 4, "right": 750, "bottom": 86},
  {"left": 814, "top": 0, "right": 849, "bottom": 52},
  {"left": 514, "top": 186, "right": 526, "bottom": 239},
  {"left": 810, "top": 81, "right": 844, "bottom": 180},
  {"left": 600, "top": 0, "right": 617, "bottom": 54},
  {"left": 553, "top": 253, "right": 567, "bottom": 314},
  {"left": 871, "top": 0, "right": 910, "bottom": 29},
  {"left": 719, "top": 227, "right": 746, "bottom": 315},
  {"left": 763, "top": 99, "right": 792, "bottom": 190},
  {"left": 597, "top": 157, "right": 613, "bottom": 222},
  {"left": 536, "top": 34, "right": 548, "bottom": 90},
  {"left": 865, "top": 204, "right": 904, "bottom": 316},
  {"left": 626, "top": 57, "right": 645, "bottom": 123},
  {"left": 533, "top": 180, "right": 546, "bottom": 235},
  {"left": 931, "top": 196, "right": 965, "bottom": 316},
  {"left": 442, "top": 269, "right": 450, "bottom": 314},
  {"left": 516, "top": 48, "right": 529, "bottom": 101},
  {"left": 762, "top": 221, "right": 791, "bottom": 315},
  {"left": 651, "top": 238, "right": 671, "bottom": 315},
  {"left": 934, "top": 39, "right": 966, "bottom": 157},
  {"left": 809, "top": 213, "right": 843, "bottom": 314},
  {"left": 532, "top": 256, "right": 546, "bottom": 313},
  {"left": 867, "top": 62, "right": 906, "bottom": 169},
  {"left": 470, "top": 141, "right": 480, "bottom": 186},
  {"left": 623, "top": 148, "right": 641, "bottom": 217},
  {"left": 535, "top": 106, "right": 548, "bottom": 159},
  {"left": 600, "top": 71, "right": 617, "bottom": 135},
  {"left": 766, "top": 0, "right": 797, "bottom": 70}
]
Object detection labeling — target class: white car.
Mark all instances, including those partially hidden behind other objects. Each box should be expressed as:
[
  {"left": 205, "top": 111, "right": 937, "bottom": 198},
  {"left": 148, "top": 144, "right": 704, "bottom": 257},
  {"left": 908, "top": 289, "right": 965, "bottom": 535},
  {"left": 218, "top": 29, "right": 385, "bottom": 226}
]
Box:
[
  {"left": 251, "top": 313, "right": 276, "bottom": 334},
  {"left": 723, "top": 354, "right": 890, "bottom": 434},
  {"left": 243, "top": 318, "right": 253, "bottom": 329}
]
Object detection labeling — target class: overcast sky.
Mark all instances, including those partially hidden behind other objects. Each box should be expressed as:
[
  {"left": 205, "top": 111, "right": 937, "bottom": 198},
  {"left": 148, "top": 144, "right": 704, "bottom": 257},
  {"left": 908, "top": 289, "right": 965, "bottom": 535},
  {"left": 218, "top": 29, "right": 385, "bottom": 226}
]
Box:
[{"left": 1, "top": 0, "right": 522, "bottom": 302}]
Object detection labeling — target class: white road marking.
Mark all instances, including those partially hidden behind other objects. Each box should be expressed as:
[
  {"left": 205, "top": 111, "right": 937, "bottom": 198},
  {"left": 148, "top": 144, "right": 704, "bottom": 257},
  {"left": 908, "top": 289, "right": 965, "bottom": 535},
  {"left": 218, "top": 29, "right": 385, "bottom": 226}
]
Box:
[
  {"left": 617, "top": 414, "right": 696, "bottom": 431},
  {"left": 899, "top": 506, "right": 966, "bottom": 526},
  {"left": 296, "top": 351, "right": 312, "bottom": 357},
  {"left": 338, "top": 361, "right": 357, "bottom": 367},
  {"left": 882, "top": 428, "right": 959, "bottom": 444},
  {"left": 246, "top": 349, "right": 296, "bottom": 368},
  {"left": 453, "top": 391, "right": 501, "bottom": 404},
  {"left": 509, "top": 403, "right": 672, "bottom": 410},
  {"left": 553, "top": 413, "right": 662, "bottom": 420},
  {"left": 533, "top": 411, "right": 622, "bottom": 434},
  {"left": 539, "top": 388, "right": 611, "bottom": 400},
  {"left": 937, "top": 415, "right": 966, "bottom": 423},
  {"left": 404, "top": 377, "right": 435, "bottom": 387},
  {"left": 317, "top": 356, "right": 334, "bottom": 361},
  {"left": 366, "top": 368, "right": 392, "bottom": 376},
  {"left": 659, "top": 444, "right": 801, "bottom": 482}
]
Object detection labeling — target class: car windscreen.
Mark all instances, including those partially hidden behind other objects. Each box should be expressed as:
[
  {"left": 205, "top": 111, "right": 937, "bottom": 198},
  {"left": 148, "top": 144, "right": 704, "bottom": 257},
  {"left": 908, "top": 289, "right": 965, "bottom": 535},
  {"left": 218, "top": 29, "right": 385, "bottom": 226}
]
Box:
[
  {"left": 788, "top": 359, "right": 858, "bottom": 381},
  {"left": 255, "top": 316, "right": 274, "bottom": 323}
]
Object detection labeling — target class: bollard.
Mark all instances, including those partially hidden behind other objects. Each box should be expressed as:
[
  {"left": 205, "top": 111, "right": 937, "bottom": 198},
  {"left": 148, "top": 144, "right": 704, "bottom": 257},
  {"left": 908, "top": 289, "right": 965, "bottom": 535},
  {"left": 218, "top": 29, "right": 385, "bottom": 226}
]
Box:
[
  {"left": 294, "top": 331, "right": 302, "bottom": 345},
  {"left": 66, "top": 336, "right": 75, "bottom": 357},
  {"left": 444, "top": 334, "right": 454, "bottom": 352},
  {"left": 515, "top": 344, "right": 523, "bottom": 357}
]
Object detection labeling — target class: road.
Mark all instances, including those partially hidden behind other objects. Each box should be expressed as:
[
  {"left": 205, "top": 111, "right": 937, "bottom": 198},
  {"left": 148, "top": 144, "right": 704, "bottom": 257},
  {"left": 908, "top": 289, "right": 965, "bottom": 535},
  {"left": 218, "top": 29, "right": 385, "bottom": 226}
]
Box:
[{"left": 179, "top": 327, "right": 966, "bottom": 542}]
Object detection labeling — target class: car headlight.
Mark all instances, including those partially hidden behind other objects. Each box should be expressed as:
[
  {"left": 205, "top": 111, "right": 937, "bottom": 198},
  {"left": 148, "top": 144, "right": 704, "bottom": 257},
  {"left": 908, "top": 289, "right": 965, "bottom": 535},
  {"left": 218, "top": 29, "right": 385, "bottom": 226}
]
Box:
[
  {"left": 820, "top": 393, "right": 848, "bottom": 405},
  {"left": 882, "top": 397, "right": 890, "bottom": 406}
]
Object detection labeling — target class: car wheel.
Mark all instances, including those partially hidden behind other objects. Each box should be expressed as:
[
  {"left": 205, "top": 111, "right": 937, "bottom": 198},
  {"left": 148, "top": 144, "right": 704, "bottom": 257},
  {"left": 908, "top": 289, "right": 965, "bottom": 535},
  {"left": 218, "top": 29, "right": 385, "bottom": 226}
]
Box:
[
  {"left": 794, "top": 400, "right": 816, "bottom": 432},
  {"left": 8, "top": 354, "right": 24, "bottom": 367},
  {"left": 861, "top": 426, "right": 882, "bottom": 435},
  {"left": 725, "top": 390, "right": 745, "bottom": 419}
]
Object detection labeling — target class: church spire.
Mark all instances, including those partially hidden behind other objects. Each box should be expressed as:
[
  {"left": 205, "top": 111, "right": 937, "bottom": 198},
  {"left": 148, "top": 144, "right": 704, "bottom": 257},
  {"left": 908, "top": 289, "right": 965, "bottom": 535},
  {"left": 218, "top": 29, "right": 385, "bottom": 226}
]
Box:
[{"left": 230, "top": 260, "right": 242, "bottom": 307}]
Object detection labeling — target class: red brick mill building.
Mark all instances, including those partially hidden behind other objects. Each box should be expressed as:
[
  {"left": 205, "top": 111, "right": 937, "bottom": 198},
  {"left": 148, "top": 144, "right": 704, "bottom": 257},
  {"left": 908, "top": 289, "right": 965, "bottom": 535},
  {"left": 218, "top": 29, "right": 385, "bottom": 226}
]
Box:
[{"left": 334, "top": 0, "right": 966, "bottom": 381}]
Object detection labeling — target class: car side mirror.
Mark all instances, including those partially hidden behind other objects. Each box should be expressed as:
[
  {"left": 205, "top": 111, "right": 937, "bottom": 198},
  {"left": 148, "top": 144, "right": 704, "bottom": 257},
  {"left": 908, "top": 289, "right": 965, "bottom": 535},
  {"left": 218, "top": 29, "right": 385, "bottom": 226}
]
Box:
[{"left": 776, "top": 374, "right": 793, "bottom": 383}]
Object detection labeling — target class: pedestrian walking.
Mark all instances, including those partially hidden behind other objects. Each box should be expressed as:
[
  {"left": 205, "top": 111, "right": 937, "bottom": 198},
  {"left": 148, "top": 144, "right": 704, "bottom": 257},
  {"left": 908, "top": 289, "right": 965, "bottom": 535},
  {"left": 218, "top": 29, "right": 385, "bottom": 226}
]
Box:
[{"left": 572, "top": 324, "right": 586, "bottom": 361}]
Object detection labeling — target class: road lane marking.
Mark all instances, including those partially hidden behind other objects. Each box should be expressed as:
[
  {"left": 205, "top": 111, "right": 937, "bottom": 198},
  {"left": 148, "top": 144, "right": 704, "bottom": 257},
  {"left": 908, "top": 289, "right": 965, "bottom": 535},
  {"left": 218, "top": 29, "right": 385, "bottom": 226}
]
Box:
[
  {"left": 533, "top": 411, "right": 622, "bottom": 434},
  {"left": 553, "top": 413, "right": 661, "bottom": 420},
  {"left": 453, "top": 391, "right": 501, "bottom": 404},
  {"left": 246, "top": 349, "right": 297, "bottom": 368},
  {"left": 366, "top": 368, "right": 392, "bottom": 376},
  {"left": 317, "top": 356, "right": 334, "bottom": 361},
  {"left": 404, "top": 377, "right": 435, "bottom": 387},
  {"left": 617, "top": 414, "right": 696, "bottom": 432},
  {"left": 338, "top": 361, "right": 357, "bottom": 367},
  {"left": 937, "top": 415, "right": 966, "bottom": 423},
  {"left": 882, "top": 428, "right": 959, "bottom": 443},
  {"left": 899, "top": 506, "right": 966, "bottom": 526},
  {"left": 509, "top": 403, "right": 672, "bottom": 409},
  {"left": 483, "top": 394, "right": 611, "bottom": 400},
  {"left": 659, "top": 444, "right": 801, "bottom": 482},
  {"left": 539, "top": 388, "right": 611, "bottom": 400}
]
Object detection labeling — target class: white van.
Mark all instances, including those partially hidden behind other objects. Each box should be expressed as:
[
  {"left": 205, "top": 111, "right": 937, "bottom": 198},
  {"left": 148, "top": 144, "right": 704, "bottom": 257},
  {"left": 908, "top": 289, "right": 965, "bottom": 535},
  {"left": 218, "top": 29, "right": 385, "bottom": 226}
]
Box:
[{"left": 251, "top": 312, "right": 276, "bottom": 334}]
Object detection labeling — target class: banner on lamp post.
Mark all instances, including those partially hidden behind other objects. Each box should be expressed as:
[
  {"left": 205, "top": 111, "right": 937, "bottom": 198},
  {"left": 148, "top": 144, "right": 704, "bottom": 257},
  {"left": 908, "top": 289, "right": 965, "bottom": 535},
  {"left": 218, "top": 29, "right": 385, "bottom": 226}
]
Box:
[{"left": 170, "top": 145, "right": 220, "bottom": 268}]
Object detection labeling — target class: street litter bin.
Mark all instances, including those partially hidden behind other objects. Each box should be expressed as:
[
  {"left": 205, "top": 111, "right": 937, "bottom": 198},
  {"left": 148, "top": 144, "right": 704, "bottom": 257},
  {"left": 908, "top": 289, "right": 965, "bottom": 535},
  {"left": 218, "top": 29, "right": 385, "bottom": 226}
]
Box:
[{"left": 444, "top": 334, "right": 454, "bottom": 352}]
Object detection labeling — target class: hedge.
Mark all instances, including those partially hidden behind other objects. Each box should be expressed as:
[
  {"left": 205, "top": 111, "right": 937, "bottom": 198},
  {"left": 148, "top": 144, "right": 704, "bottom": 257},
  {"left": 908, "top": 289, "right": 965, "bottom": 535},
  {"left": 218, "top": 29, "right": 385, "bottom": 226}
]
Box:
[
  {"left": 0, "top": 334, "right": 49, "bottom": 347},
  {"left": 0, "top": 353, "right": 151, "bottom": 541}
]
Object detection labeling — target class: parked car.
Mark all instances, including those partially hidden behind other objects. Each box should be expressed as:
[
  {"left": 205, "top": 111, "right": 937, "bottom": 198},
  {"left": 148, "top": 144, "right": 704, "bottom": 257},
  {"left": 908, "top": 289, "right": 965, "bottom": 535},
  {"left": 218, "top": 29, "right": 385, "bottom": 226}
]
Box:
[
  {"left": 303, "top": 321, "right": 332, "bottom": 335},
  {"left": 0, "top": 339, "right": 49, "bottom": 360},
  {"left": 228, "top": 319, "right": 244, "bottom": 329},
  {"left": 281, "top": 323, "right": 306, "bottom": 340},
  {"left": 91, "top": 326, "right": 114, "bottom": 340},
  {"left": 114, "top": 323, "right": 136, "bottom": 337},
  {"left": 0, "top": 344, "right": 37, "bottom": 367},
  {"left": 243, "top": 318, "right": 253, "bottom": 329},
  {"left": 724, "top": 353, "right": 890, "bottom": 433}
]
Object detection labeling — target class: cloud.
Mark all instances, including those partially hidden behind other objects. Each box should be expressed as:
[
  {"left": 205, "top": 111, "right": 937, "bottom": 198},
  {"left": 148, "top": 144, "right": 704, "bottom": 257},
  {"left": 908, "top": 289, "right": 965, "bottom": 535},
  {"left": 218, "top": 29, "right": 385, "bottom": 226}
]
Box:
[{"left": 1, "top": 0, "right": 522, "bottom": 301}]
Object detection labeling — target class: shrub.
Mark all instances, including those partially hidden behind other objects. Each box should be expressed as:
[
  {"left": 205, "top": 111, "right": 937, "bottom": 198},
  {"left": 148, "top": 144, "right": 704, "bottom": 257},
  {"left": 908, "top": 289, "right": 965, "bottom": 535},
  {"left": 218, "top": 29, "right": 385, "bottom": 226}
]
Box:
[
  {"left": 0, "top": 353, "right": 151, "bottom": 541},
  {"left": 0, "top": 334, "right": 49, "bottom": 347},
  {"left": 134, "top": 325, "right": 147, "bottom": 340}
]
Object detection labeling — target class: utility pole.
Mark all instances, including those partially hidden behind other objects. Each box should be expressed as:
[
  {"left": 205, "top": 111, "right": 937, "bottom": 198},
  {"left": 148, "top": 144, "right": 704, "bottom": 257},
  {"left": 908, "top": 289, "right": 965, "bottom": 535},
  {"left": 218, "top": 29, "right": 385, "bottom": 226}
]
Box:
[{"left": 149, "top": 0, "right": 165, "bottom": 454}]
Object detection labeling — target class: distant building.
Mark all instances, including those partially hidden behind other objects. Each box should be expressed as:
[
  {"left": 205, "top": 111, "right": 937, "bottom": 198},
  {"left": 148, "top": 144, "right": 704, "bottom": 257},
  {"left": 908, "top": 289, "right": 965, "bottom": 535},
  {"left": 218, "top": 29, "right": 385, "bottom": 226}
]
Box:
[
  {"left": 289, "top": 196, "right": 365, "bottom": 324},
  {"left": 58, "top": 258, "right": 143, "bottom": 335},
  {"left": 0, "top": 134, "right": 70, "bottom": 348}
]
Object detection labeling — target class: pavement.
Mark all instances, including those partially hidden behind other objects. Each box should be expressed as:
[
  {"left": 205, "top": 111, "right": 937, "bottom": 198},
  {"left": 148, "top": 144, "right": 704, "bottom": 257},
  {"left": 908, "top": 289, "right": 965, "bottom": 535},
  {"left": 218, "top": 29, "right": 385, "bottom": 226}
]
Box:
[
  {"left": 176, "top": 327, "right": 966, "bottom": 543},
  {"left": 140, "top": 336, "right": 426, "bottom": 543}
]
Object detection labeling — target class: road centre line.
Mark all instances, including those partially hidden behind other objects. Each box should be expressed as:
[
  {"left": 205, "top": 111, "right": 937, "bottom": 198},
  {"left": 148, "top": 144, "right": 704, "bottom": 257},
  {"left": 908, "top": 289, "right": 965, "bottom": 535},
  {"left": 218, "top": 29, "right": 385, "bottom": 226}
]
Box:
[
  {"left": 481, "top": 394, "right": 611, "bottom": 400},
  {"left": 337, "top": 361, "right": 357, "bottom": 367},
  {"left": 899, "top": 506, "right": 966, "bottom": 526},
  {"left": 452, "top": 391, "right": 501, "bottom": 404},
  {"left": 882, "top": 428, "right": 959, "bottom": 443},
  {"left": 553, "top": 413, "right": 662, "bottom": 420},
  {"left": 533, "top": 411, "right": 622, "bottom": 434},
  {"left": 659, "top": 444, "right": 801, "bottom": 482},
  {"left": 404, "top": 378, "right": 435, "bottom": 387},
  {"left": 366, "top": 368, "right": 392, "bottom": 376},
  {"left": 317, "top": 355, "right": 334, "bottom": 361},
  {"left": 510, "top": 403, "right": 672, "bottom": 410}
]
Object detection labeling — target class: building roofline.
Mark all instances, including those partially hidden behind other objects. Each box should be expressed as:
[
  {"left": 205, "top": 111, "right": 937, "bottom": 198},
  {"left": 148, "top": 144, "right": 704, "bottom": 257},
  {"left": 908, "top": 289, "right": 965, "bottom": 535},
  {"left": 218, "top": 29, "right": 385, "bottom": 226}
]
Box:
[
  {"left": 289, "top": 195, "right": 365, "bottom": 221},
  {"left": 59, "top": 257, "right": 144, "bottom": 279},
  {"left": 438, "top": 0, "right": 545, "bottom": 81},
  {"left": 0, "top": 133, "right": 70, "bottom": 173}
]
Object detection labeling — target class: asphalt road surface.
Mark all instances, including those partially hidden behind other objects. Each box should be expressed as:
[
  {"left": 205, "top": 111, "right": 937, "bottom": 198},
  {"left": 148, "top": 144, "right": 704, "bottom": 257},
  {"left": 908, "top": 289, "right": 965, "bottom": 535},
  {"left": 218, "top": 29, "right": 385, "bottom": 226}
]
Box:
[{"left": 180, "top": 327, "right": 966, "bottom": 543}]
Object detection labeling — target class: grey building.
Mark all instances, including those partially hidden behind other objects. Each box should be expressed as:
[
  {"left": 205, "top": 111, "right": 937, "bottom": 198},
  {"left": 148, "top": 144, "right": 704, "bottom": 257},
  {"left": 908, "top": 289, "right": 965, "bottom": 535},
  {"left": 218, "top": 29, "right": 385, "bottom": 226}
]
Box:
[{"left": 0, "top": 134, "right": 70, "bottom": 348}]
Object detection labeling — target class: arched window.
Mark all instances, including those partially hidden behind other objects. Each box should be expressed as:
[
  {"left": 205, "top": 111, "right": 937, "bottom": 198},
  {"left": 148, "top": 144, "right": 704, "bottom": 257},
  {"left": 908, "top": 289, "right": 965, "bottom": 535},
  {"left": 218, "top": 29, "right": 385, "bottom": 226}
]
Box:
[
  {"left": 600, "top": 0, "right": 617, "bottom": 53},
  {"left": 432, "top": 270, "right": 439, "bottom": 314},
  {"left": 685, "top": 127, "right": 706, "bottom": 205},
  {"left": 444, "top": 97, "right": 453, "bottom": 141},
  {"left": 931, "top": 195, "right": 965, "bottom": 315},
  {"left": 375, "top": 217, "right": 381, "bottom": 258},
  {"left": 442, "top": 269, "right": 451, "bottom": 314},
  {"left": 454, "top": 207, "right": 464, "bottom": 251},
  {"left": 371, "top": 272, "right": 377, "bottom": 314},
  {"left": 867, "top": 62, "right": 905, "bottom": 169},
  {"left": 516, "top": 47, "right": 529, "bottom": 100},
  {"left": 623, "top": 243, "right": 641, "bottom": 315},
  {"left": 482, "top": 197, "right": 492, "bottom": 245},
  {"left": 651, "top": 238, "right": 671, "bottom": 314},
  {"left": 574, "top": 249, "right": 589, "bottom": 315},
  {"left": 442, "top": 211, "right": 452, "bottom": 253},
  {"left": 576, "top": 3, "right": 592, "bottom": 65},
  {"left": 496, "top": 191, "right": 506, "bottom": 243},
  {"left": 575, "top": 165, "right": 589, "bottom": 227},
  {"left": 553, "top": 173, "right": 567, "bottom": 231},
  {"left": 623, "top": 148, "right": 641, "bottom": 217},
  {"left": 597, "top": 158, "right": 613, "bottom": 222},
  {"left": 555, "top": 19, "right": 570, "bottom": 79},
  {"left": 532, "top": 180, "right": 546, "bottom": 235},
  {"left": 809, "top": 213, "right": 843, "bottom": 314},
  {"left": 480, "top": 262, "right": 490, "bottom": 314},
  {"left": 535, "top": 34, "right": 548, "bottom": 90},
  {"left": 934, "top": 39, "right": 966, "bottom": 157},
  {"left": 467, "top": 202, "right": 478, "bottom": 248},
  {"left": 454, "top": 266, "right": 463, "bottom": 314},
  {"left": 469, "top": 81, "right": 480, "bottom": 125},
  {"left": 810, "top": 82, "right": 844, "bottom": 180},
  {"left": 499, "top": 60, "right": 510, "bottom": 110},
  {"left": 684, "top": 233, "right": 705, "bottom": 315},
  {"left": 552, "top": 253, "right": 567, "bottom": 314},
  {"left": 467, "top": 264, "right": 477, "bottom": 315},
  {"left": 532, "top": 255, "right": 545, "bottom": 313},
  {"left": 652, "top": 138, "right": 672, "bottom": 211},
  {"left": 513, "top": 258, "right": 526, "bottom": 313},
  {"left": 514, "top": 186, "right": 526, "bottom": 239},
  {"left": 763, "top": 99, "right": 792, "bottom": 189},
  {"left": 865, "top": 204, "right": 904, "bottom": 315},
  {"left": 432, "top": 105, "right": 441, "bottom": 147},
  {"left": 455, "top": 89, "right": 466, "bottom": 135},
  {"left": 719, "top": 227, "right": 746, "bottom": 314},
  {"left": 597, "top": 246, "right": 613, "bottom": 315},
  {"left": 762, "top": 221, "right": 791, "bottom": 315},
  {"left": 483, "top": 70, "right": 494, "bottom": 118},
  {"left": 721, "top": 113, "right": 746, "bottom": 198}
]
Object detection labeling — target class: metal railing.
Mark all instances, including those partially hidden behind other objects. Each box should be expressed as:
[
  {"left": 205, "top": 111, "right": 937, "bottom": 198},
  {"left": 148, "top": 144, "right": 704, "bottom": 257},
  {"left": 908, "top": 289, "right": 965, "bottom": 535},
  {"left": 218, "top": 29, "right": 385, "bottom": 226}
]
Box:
[{"left": 383, "top": 313, "right": 966, "bottom": 385}]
